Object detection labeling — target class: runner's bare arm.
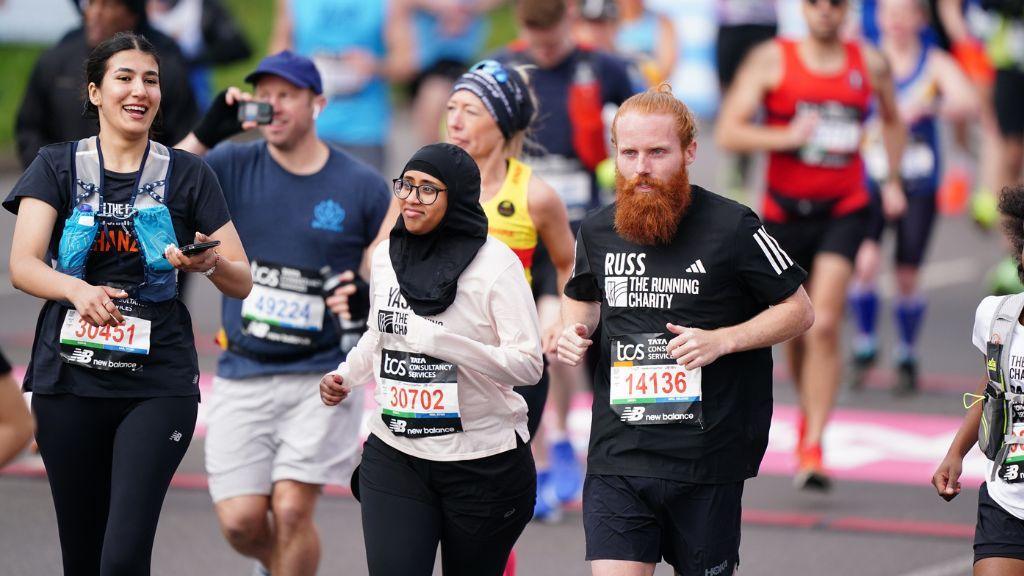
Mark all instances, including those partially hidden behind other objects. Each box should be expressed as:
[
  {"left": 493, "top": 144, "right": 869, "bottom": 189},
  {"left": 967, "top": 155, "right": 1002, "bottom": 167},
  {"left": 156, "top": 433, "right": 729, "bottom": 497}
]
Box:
[
  {"left": 930, "top": 50, "right": 978, "bottom": 121},
  {"left": 0, "top": 373, "right": 33, "bottom": 468},
  {"left": 165, "top": 223, "right": 252, "bottom": 299},
  {"left": 529, "top": 176, "right": 575, "bottom": 295},
  {"left": 382, "top": 0, "right": 418, "bottom": 83},
  {"left": 9, "top": 198, "right": 128, "bottom": 327},
  {"left": 932, "top": 374, "right": 986, "bottom": 501},
  {"left": 865, "top": 44, "right": 908, "bottom": 219},
  {"left": 268, "top": 0, "right": 294, "bottom": 54},
  {"left": 715, "top": 42, "right": 803, "bottom": 153},
  {"left": 667, "top": 286, "right": 813, "bottom": 370}
]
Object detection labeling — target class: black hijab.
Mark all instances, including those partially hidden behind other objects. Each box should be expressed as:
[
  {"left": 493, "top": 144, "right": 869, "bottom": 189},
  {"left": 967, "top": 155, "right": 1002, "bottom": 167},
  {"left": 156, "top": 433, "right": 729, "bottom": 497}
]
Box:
[{"left": 389, "top": 143, "right": 488, "bottom": 316}]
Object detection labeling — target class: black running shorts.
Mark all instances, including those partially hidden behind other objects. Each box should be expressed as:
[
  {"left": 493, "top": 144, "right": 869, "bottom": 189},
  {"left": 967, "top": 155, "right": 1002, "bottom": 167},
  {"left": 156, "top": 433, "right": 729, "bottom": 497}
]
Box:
[
  {"left": 765, "top": 208, "right": 869, "bottom": 275},
  {"left": 583, "top": 474, "right": 743, "bottom": 576},
  {"left": 975, "top": 482, "right": 1024, "bottom": 563},
  {"left": 995, "top": 69, "right": 1024, "bottom": 139},
  {"left": 863, "top": 192, "right": 937, "bottom": 267}
]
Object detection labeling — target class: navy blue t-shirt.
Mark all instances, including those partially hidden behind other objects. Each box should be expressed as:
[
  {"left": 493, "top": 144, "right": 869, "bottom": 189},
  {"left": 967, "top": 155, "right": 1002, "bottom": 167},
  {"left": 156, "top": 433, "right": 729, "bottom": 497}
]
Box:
[
  {"left": 207, "top": 140, "right": 390, "bottom": 379},
  {"left": 494, "top": 46, "right": 637, "bottom": 221},
  {"left": 2, "top": 143, "right": 231, "bottom": 397}
]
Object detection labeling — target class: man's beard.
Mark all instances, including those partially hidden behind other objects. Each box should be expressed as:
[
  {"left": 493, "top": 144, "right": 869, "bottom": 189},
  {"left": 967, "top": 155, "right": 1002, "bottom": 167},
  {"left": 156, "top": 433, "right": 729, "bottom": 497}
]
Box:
[{"left": 614, "top": 167, "right": 692, "bottom": 246}]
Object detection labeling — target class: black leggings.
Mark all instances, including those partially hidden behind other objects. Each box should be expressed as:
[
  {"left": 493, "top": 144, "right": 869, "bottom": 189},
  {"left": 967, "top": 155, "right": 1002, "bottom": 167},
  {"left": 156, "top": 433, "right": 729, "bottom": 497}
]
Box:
[
  {"left": 33, "top": 393, "right": 198, "bottom": 576},
  {"left": 358, "top": 434, "right": 536, "bottom": 576},
  {"left": 514, "top": 356, "right": 550, "bottom": 439}
]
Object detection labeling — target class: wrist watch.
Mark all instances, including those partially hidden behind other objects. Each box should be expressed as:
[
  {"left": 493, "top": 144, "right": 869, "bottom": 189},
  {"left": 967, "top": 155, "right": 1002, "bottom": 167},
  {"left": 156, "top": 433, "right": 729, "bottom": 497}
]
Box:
[{"left": 203, "top": 252, "right": 221, "bottom": 277}]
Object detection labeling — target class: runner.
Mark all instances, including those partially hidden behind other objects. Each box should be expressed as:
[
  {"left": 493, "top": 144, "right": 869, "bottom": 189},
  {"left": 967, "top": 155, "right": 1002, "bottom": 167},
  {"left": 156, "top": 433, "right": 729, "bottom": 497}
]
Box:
[
  {"left": 496, "top": 0, "right": 639, "bottom": 519},
  {"left": 850, "top": 0, "right": 977, "bottom": 395},
  {"left": 175, "top": 50, "right": 390, "bottom": 576},
  {"left": 447, "top": 60, "right": 575, "bottom": 435},
  {"left": 3, "top": 32, "right": 252, "bottom": 574},
  {"left": 0, "top": 348, "right": 32, "bottom": 468},
  {"left": 557, "top": 84, "right": 813, "bottom": 576},
  {"left": 933, "top": 184, "right": 1024, "bottom": 576},
  {"left": 715, "top": 0, "right": 907, "bottom": 490},
  {"left": 320, "top": 143, "right": 543, "bottom": 576}
]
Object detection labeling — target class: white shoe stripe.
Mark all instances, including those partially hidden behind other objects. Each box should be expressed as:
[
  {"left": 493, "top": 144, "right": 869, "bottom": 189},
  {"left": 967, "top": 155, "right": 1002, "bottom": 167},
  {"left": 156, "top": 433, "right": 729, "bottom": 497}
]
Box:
[{"left": 753, "top": 232, "right": 783, "bottom": 275}]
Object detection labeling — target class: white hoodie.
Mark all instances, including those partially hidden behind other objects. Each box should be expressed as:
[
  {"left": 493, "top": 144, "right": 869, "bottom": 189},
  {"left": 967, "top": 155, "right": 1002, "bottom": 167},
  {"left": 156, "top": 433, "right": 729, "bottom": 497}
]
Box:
[{"left": 336, "top": 237, "right": 544, "bottom": 461}]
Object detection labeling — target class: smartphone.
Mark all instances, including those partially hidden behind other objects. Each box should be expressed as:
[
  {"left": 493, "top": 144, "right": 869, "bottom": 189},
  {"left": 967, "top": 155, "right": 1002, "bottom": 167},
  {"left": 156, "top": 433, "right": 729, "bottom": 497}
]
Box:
[
  {"left": 237, "top": 101, "right": 273, "bottom": 125},
  {"left": 179, "top": 240, "right": 221, "bottom": 256}
]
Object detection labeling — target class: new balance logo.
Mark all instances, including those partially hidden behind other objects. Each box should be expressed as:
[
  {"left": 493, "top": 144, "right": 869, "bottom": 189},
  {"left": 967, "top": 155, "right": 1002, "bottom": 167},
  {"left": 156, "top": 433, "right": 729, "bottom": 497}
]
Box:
[
  {"left": 685, "top": 259, "right": 707, "bottom": 274},
  {"left": 67, "top": 349, "right": 94, "bottom": 365},
  {"left": 620, "top": 406, "right": 646, "bottom": 422},
  {"left": 169, "top": 431, "right": 183, "bottom": 442},
  {"left": 388, "top": 419, "right": 407, "bottom": 433},
  {"left": 752, "top": 227, "right": 794, "bottom": 275}
]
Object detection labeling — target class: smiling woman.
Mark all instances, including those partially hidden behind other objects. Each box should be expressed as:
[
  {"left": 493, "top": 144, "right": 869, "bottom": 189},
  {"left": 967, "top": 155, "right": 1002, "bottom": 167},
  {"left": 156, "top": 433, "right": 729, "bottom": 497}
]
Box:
[{"left": 2, "top": 31, "right": 252, "bottom": 575}]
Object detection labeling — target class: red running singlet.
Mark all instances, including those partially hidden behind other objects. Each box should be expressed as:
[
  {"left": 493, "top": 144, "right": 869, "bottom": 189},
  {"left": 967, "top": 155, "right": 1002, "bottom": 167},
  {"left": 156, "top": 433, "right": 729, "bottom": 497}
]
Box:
[{"left": 763, "top": 39, "right": 873, "bottom": 223}]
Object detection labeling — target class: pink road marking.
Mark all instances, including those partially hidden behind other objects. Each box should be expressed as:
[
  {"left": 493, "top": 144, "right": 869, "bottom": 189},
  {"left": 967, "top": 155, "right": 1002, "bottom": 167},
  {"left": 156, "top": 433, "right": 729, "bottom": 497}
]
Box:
[{"left": 13, "top": 369, "right": 989, "bottom": 487}]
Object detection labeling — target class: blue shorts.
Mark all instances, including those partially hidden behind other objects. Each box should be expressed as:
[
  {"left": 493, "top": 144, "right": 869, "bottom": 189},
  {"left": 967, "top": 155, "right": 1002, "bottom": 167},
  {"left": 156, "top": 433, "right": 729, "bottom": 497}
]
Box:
[
  {"left": 864, "top": 192, "right": 937, "bottom": 267},
  {"left": 583, "top": 474, "right": 743, "bottom": 576}
]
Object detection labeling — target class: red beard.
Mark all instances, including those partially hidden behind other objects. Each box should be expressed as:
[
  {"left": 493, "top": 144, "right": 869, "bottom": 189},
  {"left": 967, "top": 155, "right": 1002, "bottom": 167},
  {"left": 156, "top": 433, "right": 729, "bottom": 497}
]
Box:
[{"left": 614, "top": 167, "right": 692, "bottom": 246}]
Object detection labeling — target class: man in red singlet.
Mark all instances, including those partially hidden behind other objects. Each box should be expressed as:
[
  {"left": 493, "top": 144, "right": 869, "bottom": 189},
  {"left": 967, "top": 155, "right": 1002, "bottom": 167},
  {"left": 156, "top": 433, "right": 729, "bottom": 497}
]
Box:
[{"left": 715, "top": 0, "right": 907, "bottom": 491}]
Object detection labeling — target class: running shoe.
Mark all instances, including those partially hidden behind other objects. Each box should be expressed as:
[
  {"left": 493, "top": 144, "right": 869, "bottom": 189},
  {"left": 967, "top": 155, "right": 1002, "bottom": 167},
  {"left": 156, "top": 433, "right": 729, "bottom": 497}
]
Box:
[
  {"left": 893, "top": 356, "right": 918, "bottom": 397},
  {"left": 794, "top": 444, "right": 832, "bottom": 492},
  {"left": 533, "top": 470, "right": 562, "bottom": 523},
  {"left": 550, "top": 439, "right": 583, "bottom": 503},
  {"left": 503, "top": 549, "right": 517, "bottom": 576},
  {"left": 971, "top": 189, "right": 999, "bottom": 231}
]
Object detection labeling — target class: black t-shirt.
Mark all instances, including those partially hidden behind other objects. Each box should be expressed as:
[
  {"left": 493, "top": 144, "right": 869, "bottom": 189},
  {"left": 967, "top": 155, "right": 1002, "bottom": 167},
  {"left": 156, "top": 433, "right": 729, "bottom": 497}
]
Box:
[
  {"left": 564, "top": 186, "right": 807, "bottom": 483},
  {"left": 2, "top": 142, "right": 231, "bottom": 397}
]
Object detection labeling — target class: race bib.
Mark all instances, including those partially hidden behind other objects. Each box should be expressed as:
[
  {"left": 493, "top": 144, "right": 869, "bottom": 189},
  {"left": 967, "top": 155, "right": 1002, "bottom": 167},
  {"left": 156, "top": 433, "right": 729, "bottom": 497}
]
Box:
[
  {"left": 379, "top": 349, "right": 462, "bottom": 438},
  {"left": 59, "top": 305, "right": 151, "bottom": 372},
  {"left": 241, "top": 261, "right": 327, "bottom": 348},
  {"left": 999, "top": 402, "right": 1024, "bottom": 484},
  {"left": 797, "top": 101, "right": 863, "bottom": 168},
  {"left": 864, "top": 134, "right": 935, "bottom": 183},
  {"left": 531, "top": 156, "right": 592, "bottom": 221},
  {"left": 609, "top": 333, "right": 703, "bottom": 426}
]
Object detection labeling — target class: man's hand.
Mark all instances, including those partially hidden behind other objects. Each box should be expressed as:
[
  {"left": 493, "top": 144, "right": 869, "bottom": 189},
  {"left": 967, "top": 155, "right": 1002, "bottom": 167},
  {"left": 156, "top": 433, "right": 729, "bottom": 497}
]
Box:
[
  {"left": 164, "top": 232, "right": 219, "bottom": 275},
  {"left": 326, "top": 270, "right": 358, "bottom": 320},
  {"left": 320, "top": 372, "right": 350, "bottom": 406},
  {"left": 665, "top": 323, "right": 732, "bottom": 370},
  {"left": 785, "top": 110, "right": 819, "bottom": 150},
  {"left": 557, "top": 323, "right": 593, "bottom": 366},
  {"left": 881, "top": 179, "right": 907, "bottom": 220},
  {"left": 931, "top": 453, "right": 964, "bottom": 502}
]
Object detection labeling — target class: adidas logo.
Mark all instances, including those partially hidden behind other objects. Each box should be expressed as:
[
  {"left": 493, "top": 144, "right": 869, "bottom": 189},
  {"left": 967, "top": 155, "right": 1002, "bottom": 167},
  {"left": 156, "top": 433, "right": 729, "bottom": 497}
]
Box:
[{"left": 685, "top": 259, "right": 707, "bottom": 274}]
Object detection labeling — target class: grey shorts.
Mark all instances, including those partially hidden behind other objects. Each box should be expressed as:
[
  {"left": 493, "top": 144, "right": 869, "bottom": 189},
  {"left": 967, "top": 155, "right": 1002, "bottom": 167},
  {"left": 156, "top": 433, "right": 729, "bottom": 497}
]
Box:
[{"left": 205, "top": 373, "right": 364, "bottom": 502}]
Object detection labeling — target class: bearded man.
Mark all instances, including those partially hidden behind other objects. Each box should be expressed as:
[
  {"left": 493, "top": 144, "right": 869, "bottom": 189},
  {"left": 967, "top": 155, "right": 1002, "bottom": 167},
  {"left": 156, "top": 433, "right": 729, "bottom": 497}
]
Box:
[{"left": 556, "top": 84, "right": 815, "bottom": 576}]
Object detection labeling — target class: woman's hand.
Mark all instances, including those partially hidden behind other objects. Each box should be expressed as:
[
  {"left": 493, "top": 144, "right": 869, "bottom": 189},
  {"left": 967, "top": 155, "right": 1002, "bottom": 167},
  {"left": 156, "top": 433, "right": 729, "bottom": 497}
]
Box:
[
  {"left": 67, "top": 282, "right": 129, "bottom": 327},
  {"left": 165, "top": 232, "right": 219, "bottom": 274},
  {"left": 932, "top": 453, "right": 964, "bottom": 502},
  {"left": 320, "top": 372, "right": 350, "bottom": 406}
]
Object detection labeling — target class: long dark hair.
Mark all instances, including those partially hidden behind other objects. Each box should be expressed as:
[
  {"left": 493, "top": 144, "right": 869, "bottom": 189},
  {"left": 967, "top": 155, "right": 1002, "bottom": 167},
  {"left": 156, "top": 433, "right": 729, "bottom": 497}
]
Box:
[{"left": 82, "top": 31, "right": 163, "bottom": 135}]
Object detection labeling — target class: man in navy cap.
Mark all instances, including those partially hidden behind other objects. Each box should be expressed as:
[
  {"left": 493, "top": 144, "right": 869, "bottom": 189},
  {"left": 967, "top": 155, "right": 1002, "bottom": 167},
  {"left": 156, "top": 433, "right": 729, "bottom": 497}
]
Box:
[{"left": 177, "top": 51, "right": 390, "bottom": 576}]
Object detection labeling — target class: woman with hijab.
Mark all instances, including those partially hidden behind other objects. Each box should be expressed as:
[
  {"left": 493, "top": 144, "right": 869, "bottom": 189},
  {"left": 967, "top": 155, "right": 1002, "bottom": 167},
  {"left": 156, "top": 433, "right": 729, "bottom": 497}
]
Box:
[{"left": 320, "top": 143, "right": 543, "bottom": 576}]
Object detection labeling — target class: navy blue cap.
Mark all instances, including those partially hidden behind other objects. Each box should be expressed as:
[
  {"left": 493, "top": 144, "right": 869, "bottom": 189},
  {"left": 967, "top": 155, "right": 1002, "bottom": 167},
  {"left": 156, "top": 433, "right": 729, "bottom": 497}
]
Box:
[{"left": 244, "top": 50, "right": 323, "bottom": 95}]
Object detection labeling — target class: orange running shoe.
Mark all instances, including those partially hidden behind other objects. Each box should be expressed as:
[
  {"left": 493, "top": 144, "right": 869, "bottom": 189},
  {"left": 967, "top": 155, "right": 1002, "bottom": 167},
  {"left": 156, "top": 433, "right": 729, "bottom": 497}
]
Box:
[{"left": 794, "top": 444, "right": 832, "bottom": 492}]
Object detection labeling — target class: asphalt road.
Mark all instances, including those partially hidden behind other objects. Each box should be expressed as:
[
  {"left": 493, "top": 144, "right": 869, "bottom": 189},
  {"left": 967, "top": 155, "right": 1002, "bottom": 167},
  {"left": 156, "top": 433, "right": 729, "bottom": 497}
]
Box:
[{"left": 0, "top": 116, "right": 1008, "bottom": 575}]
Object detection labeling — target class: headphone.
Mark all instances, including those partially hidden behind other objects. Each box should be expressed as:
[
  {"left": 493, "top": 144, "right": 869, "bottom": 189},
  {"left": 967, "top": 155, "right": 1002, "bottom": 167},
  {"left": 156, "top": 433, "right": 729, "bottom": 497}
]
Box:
[{"left": 313, "top": 104, "right": 322, "bottom": 120}]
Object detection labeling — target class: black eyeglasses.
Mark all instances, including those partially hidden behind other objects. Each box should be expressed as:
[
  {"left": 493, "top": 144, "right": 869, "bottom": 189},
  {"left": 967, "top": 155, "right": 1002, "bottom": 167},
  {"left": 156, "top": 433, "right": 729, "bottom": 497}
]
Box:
[
  {"left": 392, "top": 178, "right": 446, "bottom": 205},
  {"left": 805, "top": 0, "right": 846, "bottom": 6}
]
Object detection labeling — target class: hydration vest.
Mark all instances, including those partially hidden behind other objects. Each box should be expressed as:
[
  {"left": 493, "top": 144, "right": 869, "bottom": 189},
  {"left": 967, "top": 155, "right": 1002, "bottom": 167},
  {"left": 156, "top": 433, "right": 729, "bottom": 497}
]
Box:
[
  {"left": 978, "top": 293, "right": 1024, "bottom": 480},
  {"left": 56, "top": 137, "right": 179, "bottom": 303}
]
